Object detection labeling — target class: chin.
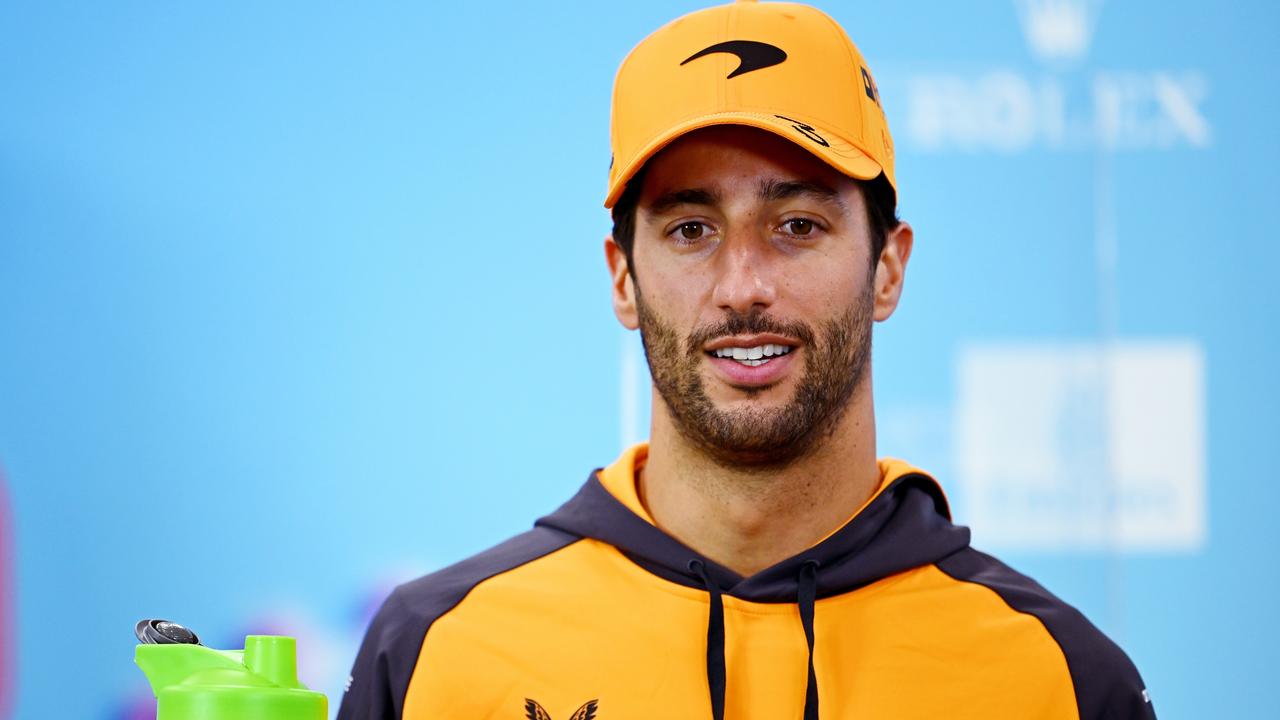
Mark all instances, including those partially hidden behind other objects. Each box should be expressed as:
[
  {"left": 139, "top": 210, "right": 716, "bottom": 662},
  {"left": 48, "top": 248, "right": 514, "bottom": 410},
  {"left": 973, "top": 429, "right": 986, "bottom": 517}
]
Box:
[{"left": 713, "top": 379, "right": 790, "bottom": 403}]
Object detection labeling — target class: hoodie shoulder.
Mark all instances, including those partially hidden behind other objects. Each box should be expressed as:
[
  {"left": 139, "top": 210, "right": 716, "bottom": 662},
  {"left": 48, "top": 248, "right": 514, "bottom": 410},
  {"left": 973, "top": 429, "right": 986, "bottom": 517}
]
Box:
[
  {"left": 335, "top": 526, "right": 580, "bottom": 720},
  {"left": 936, "top": 548, "right": 1156, "bottom": 720}
]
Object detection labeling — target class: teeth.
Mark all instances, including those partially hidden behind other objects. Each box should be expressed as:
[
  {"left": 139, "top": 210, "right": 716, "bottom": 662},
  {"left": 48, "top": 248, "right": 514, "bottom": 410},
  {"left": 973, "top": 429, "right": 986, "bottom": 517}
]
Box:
[{"left": 711, "top": 344, "right": 794, "bottom": 361}]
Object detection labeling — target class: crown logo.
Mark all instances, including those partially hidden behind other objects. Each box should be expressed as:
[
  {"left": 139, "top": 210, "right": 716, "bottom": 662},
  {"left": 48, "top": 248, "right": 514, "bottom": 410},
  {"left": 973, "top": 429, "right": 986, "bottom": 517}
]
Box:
[{"left": 1014, "top": 0, "right": 1102, "bottom": 65}]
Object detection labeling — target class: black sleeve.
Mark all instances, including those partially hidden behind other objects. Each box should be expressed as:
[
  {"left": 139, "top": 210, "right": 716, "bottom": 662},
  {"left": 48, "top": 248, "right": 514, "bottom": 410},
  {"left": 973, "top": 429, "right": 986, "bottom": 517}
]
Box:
[
  {"left": 1071, "top": 636, "right": 1157, "bottom": 720},
  {"left": 335, "top": 590, "right": 424, "bottom": 720}
]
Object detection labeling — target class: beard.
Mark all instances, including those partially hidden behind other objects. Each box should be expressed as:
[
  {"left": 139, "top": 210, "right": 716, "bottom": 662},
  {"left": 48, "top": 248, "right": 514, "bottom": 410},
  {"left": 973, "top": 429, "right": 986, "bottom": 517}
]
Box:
[{"left": 635, "top": 283, "right": 874, "bottom": 470}]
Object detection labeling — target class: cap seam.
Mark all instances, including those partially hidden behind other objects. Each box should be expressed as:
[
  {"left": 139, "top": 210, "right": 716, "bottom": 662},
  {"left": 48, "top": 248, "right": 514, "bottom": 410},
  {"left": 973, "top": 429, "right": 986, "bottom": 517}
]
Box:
[{"left": 813, "top": 8, "right": 871, "bottom": 145}]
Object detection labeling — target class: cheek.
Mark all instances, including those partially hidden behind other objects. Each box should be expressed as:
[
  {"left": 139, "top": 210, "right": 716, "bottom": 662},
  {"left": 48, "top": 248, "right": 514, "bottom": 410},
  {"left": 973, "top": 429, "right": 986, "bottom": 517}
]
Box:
[
  {"left": 784, "top": 252, "right": 870, "bottom": 311},
  {"left": 636, "top": 249, "right": 716, "bottom": 323}
]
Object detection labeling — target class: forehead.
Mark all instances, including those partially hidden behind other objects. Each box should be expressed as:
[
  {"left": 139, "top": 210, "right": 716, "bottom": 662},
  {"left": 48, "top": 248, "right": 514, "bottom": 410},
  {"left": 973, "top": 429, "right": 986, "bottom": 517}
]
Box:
[{"left": 638, "top": 125, "right": 857, "bottom": 205}]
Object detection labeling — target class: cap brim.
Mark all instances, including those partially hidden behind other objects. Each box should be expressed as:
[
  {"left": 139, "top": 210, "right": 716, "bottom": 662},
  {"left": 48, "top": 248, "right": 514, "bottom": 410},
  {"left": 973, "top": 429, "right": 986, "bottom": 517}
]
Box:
[{"left": 604, "top": 110, "right": 885, "bottom": 209}]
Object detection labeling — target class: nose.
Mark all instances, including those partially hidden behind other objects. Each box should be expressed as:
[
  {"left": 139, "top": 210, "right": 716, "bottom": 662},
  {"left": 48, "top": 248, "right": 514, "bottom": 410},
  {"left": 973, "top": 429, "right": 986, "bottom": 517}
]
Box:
[{"left": 709, "top": 230, "right": 777, "bottom": 315}]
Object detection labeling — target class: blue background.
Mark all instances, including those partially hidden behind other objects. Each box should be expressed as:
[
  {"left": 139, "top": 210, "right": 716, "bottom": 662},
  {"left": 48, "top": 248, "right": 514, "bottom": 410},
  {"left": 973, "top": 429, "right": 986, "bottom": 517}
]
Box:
[{"left": 1, "top": 1, "right": 1276, "bottom": 718}]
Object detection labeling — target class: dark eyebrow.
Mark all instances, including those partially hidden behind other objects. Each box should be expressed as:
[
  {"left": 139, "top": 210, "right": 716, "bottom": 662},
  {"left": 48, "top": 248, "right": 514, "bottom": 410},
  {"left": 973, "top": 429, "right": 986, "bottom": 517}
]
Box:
[
  {"left": 645, "top": 187, "right": 720, "bottom": 216},
  {"left": 758, "top": 178, "right": 847, "bottom": 212}
]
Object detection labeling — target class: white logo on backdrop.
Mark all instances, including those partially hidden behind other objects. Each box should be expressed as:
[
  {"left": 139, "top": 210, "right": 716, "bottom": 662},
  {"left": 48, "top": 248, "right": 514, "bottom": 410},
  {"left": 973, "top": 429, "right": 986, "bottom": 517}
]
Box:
[
  {"left": 1015, "top": 0, "right": 1102, "bottom": 64},
  {"left": 956, "top": 341, "right": 1206, "bottom": 551},
  {"left": 900, "top": 0, "right": 1211, "bottom": 152}
]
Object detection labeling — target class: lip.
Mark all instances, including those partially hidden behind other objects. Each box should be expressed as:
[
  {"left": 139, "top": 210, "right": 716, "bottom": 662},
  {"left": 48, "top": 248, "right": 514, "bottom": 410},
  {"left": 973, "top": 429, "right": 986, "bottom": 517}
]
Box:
[
  {"left": 702, "top": 333, "right": 801, "bottom": 352},
  {"left": 706, "top": 347, "right": 798, "bottom": 388}
]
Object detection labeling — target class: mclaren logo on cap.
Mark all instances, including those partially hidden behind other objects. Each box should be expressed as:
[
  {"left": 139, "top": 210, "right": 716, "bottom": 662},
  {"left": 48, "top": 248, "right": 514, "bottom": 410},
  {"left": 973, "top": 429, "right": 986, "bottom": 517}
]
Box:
[{"left": 681, "top": 40, "right": 786, "bottom": 79}]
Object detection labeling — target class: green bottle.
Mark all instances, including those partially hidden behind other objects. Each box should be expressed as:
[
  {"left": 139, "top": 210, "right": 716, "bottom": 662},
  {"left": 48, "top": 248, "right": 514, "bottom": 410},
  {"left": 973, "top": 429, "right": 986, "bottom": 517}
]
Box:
[{"left": 134, "top": 619, "right": 328, "bottom": 720}]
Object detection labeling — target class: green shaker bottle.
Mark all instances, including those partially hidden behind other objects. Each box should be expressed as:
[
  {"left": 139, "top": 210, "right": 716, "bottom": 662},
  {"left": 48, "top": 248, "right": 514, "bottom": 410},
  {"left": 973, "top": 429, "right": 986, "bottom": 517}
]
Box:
[{"left": 134, "top": 618, "right": 328, "bottom": 720}]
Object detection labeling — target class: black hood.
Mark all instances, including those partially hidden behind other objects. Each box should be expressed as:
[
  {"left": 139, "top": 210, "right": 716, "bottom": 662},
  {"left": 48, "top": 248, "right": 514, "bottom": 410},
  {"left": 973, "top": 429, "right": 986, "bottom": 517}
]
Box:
[{"left": 536, "top": 469, "right": 971, "bottom": 603}]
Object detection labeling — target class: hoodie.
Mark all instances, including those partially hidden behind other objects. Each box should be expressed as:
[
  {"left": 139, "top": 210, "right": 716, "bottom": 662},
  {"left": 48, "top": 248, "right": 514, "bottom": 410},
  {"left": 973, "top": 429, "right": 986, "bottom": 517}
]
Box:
[{"left": 337, "top": 444, "right": 1155, "bottom": 719}]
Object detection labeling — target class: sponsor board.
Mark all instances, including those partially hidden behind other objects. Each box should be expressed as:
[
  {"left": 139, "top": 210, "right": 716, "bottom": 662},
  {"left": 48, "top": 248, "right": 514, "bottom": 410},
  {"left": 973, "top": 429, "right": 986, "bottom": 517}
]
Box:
[{"left": 955, "top": 341, "right": 1206, "bottom": 551}]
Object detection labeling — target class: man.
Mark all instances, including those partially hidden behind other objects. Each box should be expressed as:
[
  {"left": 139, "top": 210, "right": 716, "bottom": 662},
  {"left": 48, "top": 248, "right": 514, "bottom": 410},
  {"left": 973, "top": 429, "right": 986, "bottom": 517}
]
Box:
[{"left": 338, "top": 1, "right": 1155, "bottom": 718}]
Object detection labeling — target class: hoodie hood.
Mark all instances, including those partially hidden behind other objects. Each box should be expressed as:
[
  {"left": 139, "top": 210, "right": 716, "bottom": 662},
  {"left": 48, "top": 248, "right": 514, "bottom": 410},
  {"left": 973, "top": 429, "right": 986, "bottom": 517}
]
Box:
[{"left": 536, "top": 444, "right": 972, "bottom": 602}]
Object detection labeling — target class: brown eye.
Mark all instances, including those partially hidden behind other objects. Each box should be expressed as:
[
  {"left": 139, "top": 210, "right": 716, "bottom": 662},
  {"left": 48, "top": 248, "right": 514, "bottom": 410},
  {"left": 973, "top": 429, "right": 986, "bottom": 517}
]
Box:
[
  {"left": 679, "top": 222, "right": 704, "bottom": 240},
  {"left": 785, "top": 219, "right": 814, "bottom": 236}
]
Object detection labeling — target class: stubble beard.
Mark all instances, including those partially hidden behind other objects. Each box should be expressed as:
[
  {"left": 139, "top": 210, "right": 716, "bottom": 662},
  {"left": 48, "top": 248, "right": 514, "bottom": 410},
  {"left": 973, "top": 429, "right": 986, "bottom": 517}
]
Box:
[{"left": 635, "top": 282, "right": 874, "bottom": 471}]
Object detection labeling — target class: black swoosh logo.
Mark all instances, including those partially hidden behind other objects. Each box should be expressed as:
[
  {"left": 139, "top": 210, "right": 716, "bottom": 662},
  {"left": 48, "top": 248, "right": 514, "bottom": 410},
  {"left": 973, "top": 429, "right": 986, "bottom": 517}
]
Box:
[{"left": 681, "top": 40, "right": 786, "bottom": 79}]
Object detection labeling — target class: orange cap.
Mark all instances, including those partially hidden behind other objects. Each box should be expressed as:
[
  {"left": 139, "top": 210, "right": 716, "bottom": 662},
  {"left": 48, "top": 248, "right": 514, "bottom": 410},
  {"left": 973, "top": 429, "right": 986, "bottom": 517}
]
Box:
[{"left": 605, "top": 0, "right": 895, "bottom": 209}]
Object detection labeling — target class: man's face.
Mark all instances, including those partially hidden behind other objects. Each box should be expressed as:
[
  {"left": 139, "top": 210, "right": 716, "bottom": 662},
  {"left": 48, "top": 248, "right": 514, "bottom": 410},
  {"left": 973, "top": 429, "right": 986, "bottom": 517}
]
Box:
[{"left": 616, "top": 125, "right": 884, "bottom": 468}]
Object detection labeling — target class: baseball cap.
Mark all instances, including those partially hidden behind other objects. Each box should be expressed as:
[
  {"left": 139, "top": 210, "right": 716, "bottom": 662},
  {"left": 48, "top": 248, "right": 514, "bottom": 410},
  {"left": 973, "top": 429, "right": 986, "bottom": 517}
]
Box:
[{"left": 605, "top": 0, "right": 895, "bottom": 209}]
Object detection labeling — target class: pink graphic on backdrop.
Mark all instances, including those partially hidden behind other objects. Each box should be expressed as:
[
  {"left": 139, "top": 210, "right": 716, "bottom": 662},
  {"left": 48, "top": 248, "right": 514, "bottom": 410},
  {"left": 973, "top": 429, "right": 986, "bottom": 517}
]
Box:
[{"left": 0, "top": 467, "right": 13, "bottom": 720}]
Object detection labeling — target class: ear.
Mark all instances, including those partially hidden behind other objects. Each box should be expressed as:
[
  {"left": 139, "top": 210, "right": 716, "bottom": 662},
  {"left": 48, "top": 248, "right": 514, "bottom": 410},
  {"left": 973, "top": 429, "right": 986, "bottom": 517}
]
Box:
[
  {"left": 605, "top": 235, "right": 639, "bottom": 330},
  {"left": 872, "top": 221, "right": 914, "bottom": 322}
]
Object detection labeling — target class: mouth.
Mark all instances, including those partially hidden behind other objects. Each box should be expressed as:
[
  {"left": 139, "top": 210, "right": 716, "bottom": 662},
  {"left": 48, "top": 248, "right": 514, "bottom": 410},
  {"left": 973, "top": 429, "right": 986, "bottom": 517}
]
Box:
[{"left": 702, "top": 335, "right": 800, "bottom": 387}]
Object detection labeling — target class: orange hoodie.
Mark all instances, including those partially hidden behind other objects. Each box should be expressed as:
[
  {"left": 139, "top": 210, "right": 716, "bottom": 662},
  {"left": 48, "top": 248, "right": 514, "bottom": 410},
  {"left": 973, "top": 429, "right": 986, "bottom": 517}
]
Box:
[{"left": 338, "top": 444, "right": 1154, "bottom": 719}]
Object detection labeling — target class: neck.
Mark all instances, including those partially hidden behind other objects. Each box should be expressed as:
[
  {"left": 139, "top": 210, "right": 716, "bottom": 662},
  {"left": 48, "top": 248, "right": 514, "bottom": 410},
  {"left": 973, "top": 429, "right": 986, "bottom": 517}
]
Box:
[{"left": 637, "top": 385, "right": 881, "bottom": 578}]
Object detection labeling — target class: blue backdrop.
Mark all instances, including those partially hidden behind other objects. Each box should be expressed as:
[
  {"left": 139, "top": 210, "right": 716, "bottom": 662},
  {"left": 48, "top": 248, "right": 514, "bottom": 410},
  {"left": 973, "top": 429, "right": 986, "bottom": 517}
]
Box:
[{"left": 2, "top": 1, "right": 1277, "bottom": 718}]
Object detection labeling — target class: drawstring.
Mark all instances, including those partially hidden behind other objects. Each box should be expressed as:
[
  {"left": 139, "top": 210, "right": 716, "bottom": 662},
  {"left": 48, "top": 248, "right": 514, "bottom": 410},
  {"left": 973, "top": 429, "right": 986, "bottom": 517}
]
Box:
[
  {"left": 798, "top": 560, "right": 820, "bottom": 720},
  {"left": 690, "top": 558, "right": 822, "bottom": 720},
  {"left": 689, "top": 559, "right": 726, "bottom": 720}
]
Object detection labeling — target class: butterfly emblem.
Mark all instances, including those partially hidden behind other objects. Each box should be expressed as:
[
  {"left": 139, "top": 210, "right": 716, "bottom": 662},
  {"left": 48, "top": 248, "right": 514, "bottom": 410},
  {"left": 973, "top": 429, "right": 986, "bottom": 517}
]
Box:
[{"left": 524, "top": 698, "right": 599, "bottom": 720}]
